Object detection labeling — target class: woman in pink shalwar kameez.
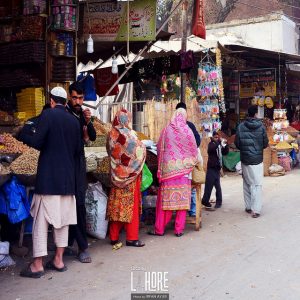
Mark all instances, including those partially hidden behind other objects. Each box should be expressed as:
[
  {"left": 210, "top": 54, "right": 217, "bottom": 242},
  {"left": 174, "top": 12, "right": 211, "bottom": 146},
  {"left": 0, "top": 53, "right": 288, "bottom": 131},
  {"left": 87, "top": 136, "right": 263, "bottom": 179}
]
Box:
[{"left": 149, "top": 108, "right": 198, "bottom": 237}]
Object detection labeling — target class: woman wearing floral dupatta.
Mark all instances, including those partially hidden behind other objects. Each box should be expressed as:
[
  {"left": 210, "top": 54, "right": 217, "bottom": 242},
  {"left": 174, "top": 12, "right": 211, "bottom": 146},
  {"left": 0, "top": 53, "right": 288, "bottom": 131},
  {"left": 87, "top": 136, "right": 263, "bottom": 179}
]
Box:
[
  {"left": 149, "top": 108, "right": 198, "bottom": 237},
  {"left": 106, "top": 109, "right": 146, "bottom": 247}
]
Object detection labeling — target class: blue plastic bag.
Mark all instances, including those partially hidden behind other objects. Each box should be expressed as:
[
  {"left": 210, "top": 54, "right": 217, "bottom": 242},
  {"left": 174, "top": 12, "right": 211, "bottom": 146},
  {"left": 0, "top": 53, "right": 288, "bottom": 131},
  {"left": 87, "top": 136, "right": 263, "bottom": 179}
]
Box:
[
  {"left": 2, "top": 177, "right": 30, "bottom": 224},
  {"left": 77, "top": 73, "right": 97, "bottom": 101}
]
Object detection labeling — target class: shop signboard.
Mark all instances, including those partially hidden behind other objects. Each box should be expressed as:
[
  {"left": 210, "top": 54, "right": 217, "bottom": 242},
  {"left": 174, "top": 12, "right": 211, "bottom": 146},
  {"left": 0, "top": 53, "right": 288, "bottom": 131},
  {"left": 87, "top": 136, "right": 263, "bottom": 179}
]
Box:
[
  {"left": 83, "top": 0, "right": 156, "bottom": 42},
  {"left": 239, "top": 68, "right": 276, "bottom": 98}
]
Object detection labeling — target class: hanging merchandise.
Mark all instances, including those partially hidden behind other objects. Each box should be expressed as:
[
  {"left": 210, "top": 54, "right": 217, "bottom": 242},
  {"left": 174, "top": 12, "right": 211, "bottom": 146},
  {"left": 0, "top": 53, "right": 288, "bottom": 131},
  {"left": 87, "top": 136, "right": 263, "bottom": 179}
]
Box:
[
  {"left": 93, "top": 67, "right": 119, "bottom": 97},
  {"left": 215, "top": 48, "right": 226, "bottom": 113},
  {"left": 77, "top": 73, "right": 97, "bottom": 101},
  {"left": 192, "top": 0, "right": 206, "bottom": 39},
  {"left": 197, "top": 49, "right": 225, "bottom": 134},
  {"left": 265, "top": 96, "right": 274, "bottom": 108},
  {"left": 258, "top": 97, "right": 265, "bottom": 107},
  {"left": 180, "top": 50, "right": 195, "bottom": 73}
]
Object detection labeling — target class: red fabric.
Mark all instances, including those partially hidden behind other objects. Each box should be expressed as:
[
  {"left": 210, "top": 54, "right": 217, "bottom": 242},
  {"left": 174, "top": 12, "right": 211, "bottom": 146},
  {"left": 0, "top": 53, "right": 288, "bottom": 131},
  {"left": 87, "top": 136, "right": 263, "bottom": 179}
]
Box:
[
  {"left": 93, "top": 67, "right": 119, "bottom": 97},
  {"left": 109, "top": 176, "right": 141, "bottom": 241},
  {"left": 192, "top": 0, "right": 206, "bottom": 39}
]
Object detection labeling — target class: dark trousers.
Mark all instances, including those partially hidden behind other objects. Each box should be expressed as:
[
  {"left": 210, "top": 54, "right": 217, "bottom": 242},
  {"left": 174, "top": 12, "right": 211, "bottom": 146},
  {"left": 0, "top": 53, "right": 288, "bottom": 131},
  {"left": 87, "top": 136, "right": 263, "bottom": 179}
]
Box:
[
  {"left": 202, "top": 168, "right": 222, "bottom": 205},
  {"left": 68, "top": 204, "right": 88, "bottom": 251}
]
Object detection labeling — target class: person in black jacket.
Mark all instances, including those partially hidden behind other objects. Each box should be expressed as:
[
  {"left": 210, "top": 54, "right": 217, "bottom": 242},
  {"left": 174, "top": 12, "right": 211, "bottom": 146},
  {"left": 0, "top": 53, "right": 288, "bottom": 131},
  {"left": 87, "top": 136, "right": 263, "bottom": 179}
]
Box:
[
  {"left": 66, "top": 82, "right": 96, "bottom": 263},
  {"left": 202, "top": 131, "right": 229, "bottom": 209},
  {"left": 19, "top": 87, "right": 81, "bottom": 278},
  {"left": 235, "top": 105, "right": 268, "bottom": 218}
]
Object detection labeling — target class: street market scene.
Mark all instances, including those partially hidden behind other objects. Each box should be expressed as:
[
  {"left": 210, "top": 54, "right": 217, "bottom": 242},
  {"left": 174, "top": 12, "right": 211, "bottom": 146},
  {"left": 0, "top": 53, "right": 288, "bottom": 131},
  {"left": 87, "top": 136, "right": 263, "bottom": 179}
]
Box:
[{"left": 0, "top": 0, "right": 300, "bottom": 299}]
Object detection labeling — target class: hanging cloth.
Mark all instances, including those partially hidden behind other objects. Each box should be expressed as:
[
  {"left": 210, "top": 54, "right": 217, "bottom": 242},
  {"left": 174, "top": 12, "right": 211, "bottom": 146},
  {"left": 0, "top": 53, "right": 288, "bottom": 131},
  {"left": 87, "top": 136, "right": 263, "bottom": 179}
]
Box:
[
  {"left": 93, "top": 67, "right": 119, "bottom": 97},
  {"left": 192, "top": 0, "right": 206, "bottom": 39}
]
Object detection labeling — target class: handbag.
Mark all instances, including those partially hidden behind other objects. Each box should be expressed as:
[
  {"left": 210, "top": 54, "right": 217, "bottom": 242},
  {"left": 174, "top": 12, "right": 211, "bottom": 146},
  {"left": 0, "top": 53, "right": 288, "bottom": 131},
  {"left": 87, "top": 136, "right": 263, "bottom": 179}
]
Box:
[{"left": 192, "top": 162, "right": 206, "bottom": 184}]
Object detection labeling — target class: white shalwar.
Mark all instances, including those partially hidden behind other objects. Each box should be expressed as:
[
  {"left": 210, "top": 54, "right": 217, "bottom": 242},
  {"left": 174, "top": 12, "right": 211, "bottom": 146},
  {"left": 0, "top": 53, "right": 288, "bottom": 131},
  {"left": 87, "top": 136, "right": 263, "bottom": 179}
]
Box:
[{"left": 241, "top": 163, "right": 263, "bottom": 214}]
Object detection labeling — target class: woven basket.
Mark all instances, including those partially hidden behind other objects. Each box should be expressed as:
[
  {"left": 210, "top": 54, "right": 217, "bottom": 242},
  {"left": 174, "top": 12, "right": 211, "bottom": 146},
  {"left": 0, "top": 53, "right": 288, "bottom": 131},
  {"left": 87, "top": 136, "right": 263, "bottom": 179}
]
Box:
[{"left": 263, "top": 147, "right": 272, "bottom": 176}]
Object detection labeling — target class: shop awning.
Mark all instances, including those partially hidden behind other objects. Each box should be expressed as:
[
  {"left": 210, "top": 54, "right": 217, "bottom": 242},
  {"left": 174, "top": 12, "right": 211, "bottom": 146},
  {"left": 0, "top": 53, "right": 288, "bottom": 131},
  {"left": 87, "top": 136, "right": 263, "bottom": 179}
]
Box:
[
  {"left": 221, "top": 44, "right": 300, "bottom": 65},
  {"left": 142, "top": 35, "right": 218, "bottom": 58}
]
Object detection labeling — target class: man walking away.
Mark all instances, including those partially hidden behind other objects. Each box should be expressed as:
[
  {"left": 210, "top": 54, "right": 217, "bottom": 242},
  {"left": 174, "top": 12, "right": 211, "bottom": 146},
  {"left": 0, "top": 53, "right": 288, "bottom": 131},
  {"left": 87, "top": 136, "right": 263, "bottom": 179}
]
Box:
[
  {"left": 235, "top": 105, "right": 269, "bottom": 218},
  {"left": 66, "top": 82, "right": 96, "bottom": 263},
  {"left": 19, "top": 87, "right": 81, "bottom": 278},
  {"left": 202, "top": 131, "right": 229, "bottom": 209}
]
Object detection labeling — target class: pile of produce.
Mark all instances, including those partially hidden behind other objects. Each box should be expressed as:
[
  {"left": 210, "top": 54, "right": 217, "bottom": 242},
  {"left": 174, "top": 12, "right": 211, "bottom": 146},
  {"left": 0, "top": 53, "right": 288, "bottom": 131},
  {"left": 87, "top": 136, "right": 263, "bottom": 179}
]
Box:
[
  {"left": 0, "top": 133, "right": 29, "bottom": 154},
  {"left": 95, "top": 156, "right": 110, "bottom": 174},
  {"left": 275, "top": 141, "right": 293, "bottom": 150},
  {"left": 93, "top": 118, "right": 111, "bottom": 136},
  {"left": 86, "top": 119, "right": 111, "bottom": 147},
  {"left": 87, "top": 135, "right": 107, "bottom": 147},
  {"left": 10, "top": 148, "right": 39, "bottom": 175}
]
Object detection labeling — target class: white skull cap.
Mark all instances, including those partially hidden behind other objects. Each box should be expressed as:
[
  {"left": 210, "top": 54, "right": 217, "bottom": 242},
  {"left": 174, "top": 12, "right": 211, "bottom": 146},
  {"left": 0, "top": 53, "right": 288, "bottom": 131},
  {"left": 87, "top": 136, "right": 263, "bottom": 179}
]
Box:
[{"left": 50, "top": 86, "right": 67, "bottom": 100}]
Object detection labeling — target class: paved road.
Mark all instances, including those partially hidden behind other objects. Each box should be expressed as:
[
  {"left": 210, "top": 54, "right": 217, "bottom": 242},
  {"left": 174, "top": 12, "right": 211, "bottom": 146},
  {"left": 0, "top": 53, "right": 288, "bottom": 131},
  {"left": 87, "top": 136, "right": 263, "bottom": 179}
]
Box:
[{"left": 1, "top": 169, "right": 300, "bottom": 300}]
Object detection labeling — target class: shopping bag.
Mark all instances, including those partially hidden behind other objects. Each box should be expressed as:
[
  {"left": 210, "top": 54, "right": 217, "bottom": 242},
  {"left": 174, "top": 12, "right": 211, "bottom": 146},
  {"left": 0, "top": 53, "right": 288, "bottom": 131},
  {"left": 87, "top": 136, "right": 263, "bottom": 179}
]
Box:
[
  {"left": 192, "top": 162, "right": 206, "bottom": 184},
  {"left": 141, "top": 164, "right": 153, "bottom": 192}
]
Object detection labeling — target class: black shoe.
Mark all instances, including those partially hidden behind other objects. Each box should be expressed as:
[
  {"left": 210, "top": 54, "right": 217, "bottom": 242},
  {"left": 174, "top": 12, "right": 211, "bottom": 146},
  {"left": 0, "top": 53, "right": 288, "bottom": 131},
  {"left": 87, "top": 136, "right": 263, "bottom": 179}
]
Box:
[
  {"left": 252, "top": 213, "right": 260, "bottom": 218},
  {"left": 215, "top": 204, "right": 222, "bottom": 209},
  {"left": 245, "top": 209, "right": 252, "bottom": 214},
  {"left": 202, "top": 201, "right": 212, "bottom": 208}
]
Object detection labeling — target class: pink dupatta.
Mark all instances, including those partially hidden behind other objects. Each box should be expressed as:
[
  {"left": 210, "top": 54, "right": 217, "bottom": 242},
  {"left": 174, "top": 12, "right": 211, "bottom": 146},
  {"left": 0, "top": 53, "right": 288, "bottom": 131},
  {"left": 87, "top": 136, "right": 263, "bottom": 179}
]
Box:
[{"left": 157, "top": 109, "right": 198, "bottom": 182}]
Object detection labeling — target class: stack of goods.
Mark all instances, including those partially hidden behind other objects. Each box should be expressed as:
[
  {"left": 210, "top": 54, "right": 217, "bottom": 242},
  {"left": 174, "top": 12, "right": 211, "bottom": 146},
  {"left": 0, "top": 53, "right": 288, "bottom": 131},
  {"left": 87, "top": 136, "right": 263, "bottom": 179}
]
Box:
[
  {"left": 273, "top": 109, "right": 289, "bottom": 131},
  {"left": 52, "top": 58, "right": 75, "bottom": 82},
  {"left": 20, "top": 15, "right": 45, "bottom": 40},
  {"left": 10, "top": 148, "right": 39, "bottom": 175},
  {"left": 52, "top": 33, "right": 74, "bottom": 56},
  {"left": 52, "top": 1, "right": 77, "bottom": 30},
  {"left": 17, "top": 87, "right": 44, "bottom": 120},
  {"left": 0, "top": 42, "right": 45, "bottom": 65},
  {"left": 23, "top": 0, "right": 47, "bottom": 15},
  {"left": 0, "top": 133, "right": 29, "bottom": 154}
]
